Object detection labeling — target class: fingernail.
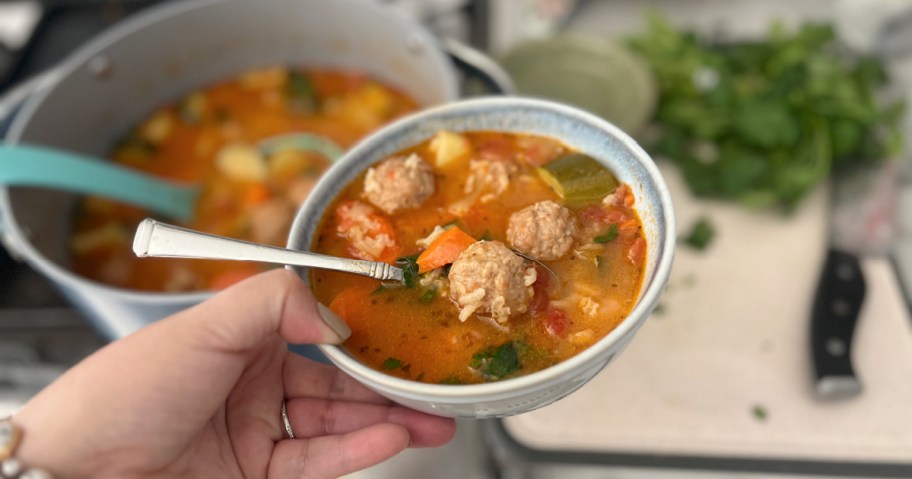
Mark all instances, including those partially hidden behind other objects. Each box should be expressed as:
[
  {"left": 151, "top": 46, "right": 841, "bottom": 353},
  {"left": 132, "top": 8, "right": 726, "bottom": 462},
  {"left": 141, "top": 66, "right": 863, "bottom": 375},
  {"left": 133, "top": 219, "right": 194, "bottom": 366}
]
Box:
[{"left": 317, "top": 303, "right": 352, "bottom": 344}]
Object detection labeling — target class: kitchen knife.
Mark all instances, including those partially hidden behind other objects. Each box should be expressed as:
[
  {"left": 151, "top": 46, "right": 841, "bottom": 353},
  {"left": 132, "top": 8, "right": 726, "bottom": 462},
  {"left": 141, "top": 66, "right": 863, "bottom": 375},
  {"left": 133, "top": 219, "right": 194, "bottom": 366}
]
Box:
[
  {"left": 811, "top": 161, "right": 899, "bottom": 400},
  {"left": 891, "top": 157, "right": 912, "bottom": 321}
]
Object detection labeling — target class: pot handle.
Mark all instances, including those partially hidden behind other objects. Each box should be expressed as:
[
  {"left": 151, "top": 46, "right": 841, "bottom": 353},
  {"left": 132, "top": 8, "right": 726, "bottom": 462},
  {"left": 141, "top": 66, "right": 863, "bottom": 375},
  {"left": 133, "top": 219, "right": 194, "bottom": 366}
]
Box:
[
  {"left": 441, "top": 38, "right": 516, "bottom": 96},
  {"left": 0, "top": 74, "right": 53, "bottom": 256}
]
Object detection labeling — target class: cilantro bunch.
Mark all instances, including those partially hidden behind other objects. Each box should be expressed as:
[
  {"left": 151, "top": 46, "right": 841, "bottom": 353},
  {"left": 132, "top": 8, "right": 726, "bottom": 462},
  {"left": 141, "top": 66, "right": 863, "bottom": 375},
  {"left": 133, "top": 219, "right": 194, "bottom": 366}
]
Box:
[{"left": 628, "top": 15, "right": 904, "bottom": 210}]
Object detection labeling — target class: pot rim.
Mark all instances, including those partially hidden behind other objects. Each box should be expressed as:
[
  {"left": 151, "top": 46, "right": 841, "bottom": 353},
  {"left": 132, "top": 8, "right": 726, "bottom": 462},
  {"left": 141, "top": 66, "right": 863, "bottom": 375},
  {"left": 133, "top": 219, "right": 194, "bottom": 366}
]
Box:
[{"left": 295, "top": 96, "right": 676, "bottom": 399}]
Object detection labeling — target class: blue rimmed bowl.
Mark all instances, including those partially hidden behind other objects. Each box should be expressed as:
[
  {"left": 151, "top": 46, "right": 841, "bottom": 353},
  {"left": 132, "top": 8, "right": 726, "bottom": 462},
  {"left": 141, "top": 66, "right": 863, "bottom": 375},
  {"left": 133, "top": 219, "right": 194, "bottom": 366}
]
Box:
[{"left": 289, "top": 97, "right": 675, "bottom": 418}]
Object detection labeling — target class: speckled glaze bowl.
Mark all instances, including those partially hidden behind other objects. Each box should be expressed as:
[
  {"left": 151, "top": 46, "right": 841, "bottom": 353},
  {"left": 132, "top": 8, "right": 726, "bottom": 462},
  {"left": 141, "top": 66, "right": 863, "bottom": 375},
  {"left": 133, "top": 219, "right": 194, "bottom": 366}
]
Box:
[{"left": 288, "top": 97, "right": 675, "bottom": 418}]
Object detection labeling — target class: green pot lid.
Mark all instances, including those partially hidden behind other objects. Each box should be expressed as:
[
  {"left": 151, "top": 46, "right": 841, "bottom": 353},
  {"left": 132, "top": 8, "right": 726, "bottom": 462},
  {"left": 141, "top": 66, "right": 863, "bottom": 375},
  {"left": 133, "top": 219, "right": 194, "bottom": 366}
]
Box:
[{"left": 499, "top": 33, "right": 657, "bottom": 136}]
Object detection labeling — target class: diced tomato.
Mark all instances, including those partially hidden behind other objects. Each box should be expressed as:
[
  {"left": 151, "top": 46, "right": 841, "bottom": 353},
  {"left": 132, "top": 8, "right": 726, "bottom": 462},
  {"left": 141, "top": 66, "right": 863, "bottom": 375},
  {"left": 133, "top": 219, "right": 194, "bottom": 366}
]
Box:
[
  {"left": 579, "top": 205, "right": 630, "bottom": 227},
  {"left": 618, "top": 218, "right": 640, "bottom": 237},
  {"left": 476, "top": 136, "right": 512, "bottom": 162},
  {"left": 530, "top": 288, "right": 550, "bottom": 317},
  {"left": 533, "top": 264, "right": 550, "bottom": 290},
  {"left": 544, "top": 307, "right": 569, "bottom": 338},
  {"left": 604, "top": 184, "right": 635, "bottom": 208},
  {"left": 516, "top": 136, "right": 563, "bottom": 166},
  {"left": 529, "top": 266, "right": 551, "bottom": 316},
  {"left": 622, "top": 185, "right": 636, "bottom": 208},
  {"left": 335, "top": 200, "right": 400, "bottom": 263},
  {"left": 627, "top": 237, "right": 646, "bottom": 266}
]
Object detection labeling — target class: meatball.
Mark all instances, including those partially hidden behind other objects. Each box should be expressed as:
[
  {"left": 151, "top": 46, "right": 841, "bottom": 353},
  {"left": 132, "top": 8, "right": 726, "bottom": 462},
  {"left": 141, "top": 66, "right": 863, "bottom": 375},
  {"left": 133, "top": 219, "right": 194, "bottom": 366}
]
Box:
[
  {"left": 448, "top": 241, "right": 537, "bottom": 323},
  {"left": 363, "top": 153, "right": 435, "bottom": 214},
  {"left": 507, "top": 200, "right": 578, "bottom": 260}
]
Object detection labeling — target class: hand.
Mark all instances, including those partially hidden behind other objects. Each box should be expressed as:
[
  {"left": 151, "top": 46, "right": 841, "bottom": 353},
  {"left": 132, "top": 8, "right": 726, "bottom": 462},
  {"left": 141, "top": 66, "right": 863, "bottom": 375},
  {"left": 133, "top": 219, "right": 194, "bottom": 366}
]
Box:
[{"left": 13, "top": 269, "right": 456, "bottom": 478}]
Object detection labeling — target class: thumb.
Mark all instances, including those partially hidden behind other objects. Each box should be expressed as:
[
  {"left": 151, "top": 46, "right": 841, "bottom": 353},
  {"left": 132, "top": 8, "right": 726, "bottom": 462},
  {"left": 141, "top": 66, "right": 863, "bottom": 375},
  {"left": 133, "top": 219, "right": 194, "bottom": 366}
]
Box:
[{"left": 181, "top": 268, "right": 351, "bottom": 352}]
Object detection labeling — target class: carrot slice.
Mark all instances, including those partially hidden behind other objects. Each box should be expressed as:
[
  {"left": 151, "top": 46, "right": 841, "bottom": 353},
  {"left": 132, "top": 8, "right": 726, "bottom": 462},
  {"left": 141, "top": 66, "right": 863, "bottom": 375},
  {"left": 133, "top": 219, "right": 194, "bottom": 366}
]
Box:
[
  {"left": 416, "top": 226, "right": 476, "bottom": 273},
  {"left": 244, "top": 184, "right": 271, "bottom": 205}
]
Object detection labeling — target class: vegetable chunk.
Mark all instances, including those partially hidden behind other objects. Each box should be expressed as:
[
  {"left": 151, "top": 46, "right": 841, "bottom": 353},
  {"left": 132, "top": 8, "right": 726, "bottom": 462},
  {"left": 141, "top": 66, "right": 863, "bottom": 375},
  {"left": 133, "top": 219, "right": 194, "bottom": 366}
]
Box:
[{"left": 416, "top": 226, "right": 477, "bottom": 273}]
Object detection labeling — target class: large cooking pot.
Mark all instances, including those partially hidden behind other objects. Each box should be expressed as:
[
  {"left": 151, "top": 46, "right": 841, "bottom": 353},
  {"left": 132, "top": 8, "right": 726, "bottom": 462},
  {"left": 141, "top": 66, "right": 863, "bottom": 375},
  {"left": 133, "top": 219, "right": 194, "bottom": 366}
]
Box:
[{"left": 0, "top": 0, "right": 512, "bottom": 339}]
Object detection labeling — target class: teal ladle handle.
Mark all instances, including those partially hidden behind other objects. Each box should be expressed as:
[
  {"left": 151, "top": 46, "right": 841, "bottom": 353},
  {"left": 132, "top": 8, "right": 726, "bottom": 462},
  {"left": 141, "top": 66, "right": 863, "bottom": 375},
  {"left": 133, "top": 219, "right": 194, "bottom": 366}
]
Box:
[{"left": 0, "top": 144, "right": 198, "bottom": 222}]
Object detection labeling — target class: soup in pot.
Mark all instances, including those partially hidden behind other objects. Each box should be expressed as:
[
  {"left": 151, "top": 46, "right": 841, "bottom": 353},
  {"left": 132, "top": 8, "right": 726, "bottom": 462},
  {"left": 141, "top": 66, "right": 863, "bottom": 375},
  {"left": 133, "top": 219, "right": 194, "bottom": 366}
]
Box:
[
  {"left": 310, "top": 130, "right": 647, "bottom": 384},
  {"left": 70, "top": 66, "right": 419, "bottom": 291}
]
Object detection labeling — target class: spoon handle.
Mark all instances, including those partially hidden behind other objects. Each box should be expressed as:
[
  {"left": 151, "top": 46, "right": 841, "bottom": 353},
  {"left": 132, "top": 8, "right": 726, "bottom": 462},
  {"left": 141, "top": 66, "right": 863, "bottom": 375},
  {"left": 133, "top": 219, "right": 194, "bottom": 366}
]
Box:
[{"left": 132, "top": 218, "right": 404, "bottom": 282}]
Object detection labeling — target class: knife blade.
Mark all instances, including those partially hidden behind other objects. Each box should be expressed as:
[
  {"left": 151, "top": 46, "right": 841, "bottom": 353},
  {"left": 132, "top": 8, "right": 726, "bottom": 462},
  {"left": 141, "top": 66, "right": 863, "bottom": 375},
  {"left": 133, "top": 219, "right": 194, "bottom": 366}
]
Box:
[{"left": 811, "top": 160, "right": 899, "bottom": 400}]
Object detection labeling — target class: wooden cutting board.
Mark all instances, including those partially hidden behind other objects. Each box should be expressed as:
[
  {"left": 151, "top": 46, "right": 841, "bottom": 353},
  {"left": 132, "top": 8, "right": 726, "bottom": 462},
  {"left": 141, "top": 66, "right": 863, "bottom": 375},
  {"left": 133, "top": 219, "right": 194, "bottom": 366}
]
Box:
[{"left": 502, "top": 162, "right": 912, "bottom": 463}]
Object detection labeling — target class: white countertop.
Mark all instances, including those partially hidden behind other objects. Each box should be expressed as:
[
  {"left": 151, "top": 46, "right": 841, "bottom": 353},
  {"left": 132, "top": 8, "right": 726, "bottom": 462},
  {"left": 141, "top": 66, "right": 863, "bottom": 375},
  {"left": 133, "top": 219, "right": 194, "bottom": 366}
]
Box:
[{"left": 502, "top": 163, "right": 912, "bottom": 464}]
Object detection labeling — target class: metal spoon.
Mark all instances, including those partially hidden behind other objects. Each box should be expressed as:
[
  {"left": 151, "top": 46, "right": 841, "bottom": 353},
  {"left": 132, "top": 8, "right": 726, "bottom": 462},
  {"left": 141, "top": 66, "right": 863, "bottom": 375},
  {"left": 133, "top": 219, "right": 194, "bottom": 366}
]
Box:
[{"left": 132, "top": 218, "right": 404, "bottom": 282}]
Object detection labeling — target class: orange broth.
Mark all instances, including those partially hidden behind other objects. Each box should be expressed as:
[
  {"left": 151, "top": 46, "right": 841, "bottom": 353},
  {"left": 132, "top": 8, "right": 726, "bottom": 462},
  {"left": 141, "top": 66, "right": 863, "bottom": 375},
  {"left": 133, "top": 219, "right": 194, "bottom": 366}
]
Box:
[
  {"left": 311, "top": 131, "right": 647, "bottom": 384},
  {"left": 70, "top": 67, "right": 419, "bottom": 291}
]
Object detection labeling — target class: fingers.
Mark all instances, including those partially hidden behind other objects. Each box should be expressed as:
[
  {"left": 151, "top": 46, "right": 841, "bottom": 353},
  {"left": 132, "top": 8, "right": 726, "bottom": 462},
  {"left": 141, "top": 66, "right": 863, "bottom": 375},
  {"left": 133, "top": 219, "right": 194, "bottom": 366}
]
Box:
[
  {"left": 269, "top": 424, "right": 409, "bottom": 479},
  {"left": 286, "top": 397, "right": 457, "bottom": 448},
  {"left": 283, "top": 353, "right": 391, "bottom": 405},
  {"left": 181, "top": 269, "right": 351, "bottom": 353}
]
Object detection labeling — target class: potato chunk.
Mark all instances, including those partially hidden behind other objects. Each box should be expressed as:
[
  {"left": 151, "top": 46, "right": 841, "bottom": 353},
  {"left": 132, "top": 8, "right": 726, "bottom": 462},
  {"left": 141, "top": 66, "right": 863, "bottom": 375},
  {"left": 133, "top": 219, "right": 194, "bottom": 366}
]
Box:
[{"left": 430, "top": 130, "right": 472, "bottom": 168}]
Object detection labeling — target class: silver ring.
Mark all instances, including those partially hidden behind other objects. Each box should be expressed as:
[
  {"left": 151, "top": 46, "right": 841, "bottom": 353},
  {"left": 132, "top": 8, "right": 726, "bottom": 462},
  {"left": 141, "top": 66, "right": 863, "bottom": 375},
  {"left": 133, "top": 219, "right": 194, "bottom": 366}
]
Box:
[{"left": 281, "top": 401, "right": 295, "bottom": 439}]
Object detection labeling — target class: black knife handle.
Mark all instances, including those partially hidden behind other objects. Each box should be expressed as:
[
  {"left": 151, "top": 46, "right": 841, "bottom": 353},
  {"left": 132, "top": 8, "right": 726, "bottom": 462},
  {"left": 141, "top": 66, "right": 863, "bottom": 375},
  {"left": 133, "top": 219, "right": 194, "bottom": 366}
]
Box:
[{"left": 810, "top": 248, "right": 865, "bottom": 399}]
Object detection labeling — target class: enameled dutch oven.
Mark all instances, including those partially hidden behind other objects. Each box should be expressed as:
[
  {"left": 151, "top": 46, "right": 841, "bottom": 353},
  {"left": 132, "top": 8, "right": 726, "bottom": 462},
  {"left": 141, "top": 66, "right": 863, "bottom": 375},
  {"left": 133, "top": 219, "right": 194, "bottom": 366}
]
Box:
[{"left": 0, "top": 0, "right": 512, "bottom": 339}]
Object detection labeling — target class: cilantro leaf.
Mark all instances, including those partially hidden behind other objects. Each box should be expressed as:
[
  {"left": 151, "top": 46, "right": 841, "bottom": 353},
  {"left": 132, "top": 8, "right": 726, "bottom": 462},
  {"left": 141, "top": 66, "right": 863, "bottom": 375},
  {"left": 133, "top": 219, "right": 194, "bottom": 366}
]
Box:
[
  {"left": 594, "top": 224, "right": 619, "bottom": 243},
  {"left": 471, "top": 342, "right": 521, "bottom": 380},
  {"left": 395, "top": 255, "right": 420, "bottom": 288},
  {"left": 683, "top": 217, "right": 715, "bottom": 250},
  {"left": 440, "top": 376, "right": 465, "bottom": 385},
  {"left": 627, "top": 14, "right": 905, "bottom": 210},
  {"left": 419, "top": 286, "right": 437, "bottom": 304},
  {"left": 382, "top": 357, "right": 404, "bottom": 370},
  {"left": 286, "top": 71, "right": 317, "bottom": 114}
]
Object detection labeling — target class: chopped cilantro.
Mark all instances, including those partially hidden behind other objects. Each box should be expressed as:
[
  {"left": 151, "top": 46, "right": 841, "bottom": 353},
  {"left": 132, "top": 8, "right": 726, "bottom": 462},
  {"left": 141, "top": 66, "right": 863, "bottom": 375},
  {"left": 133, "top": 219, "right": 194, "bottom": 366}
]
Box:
[
  {"left": 395, "top": 255, "right": 420, "bottom": 288},
  {"left": 627, "top": 15, "right": 904, "bottom": 210},
  {"left": 653, "top": 303, "right": 666, "bottom": 316},
  {"left": 513, "top": 340, "right": 553, "bottom": 366},
  {"left": 419, "top": 286, "right": 437, "bottom": 304},
  {"left": 440, "top": 376, "right": 465, "bottom": 385},
  {"left": 471, "top": 342, "right": 521, "bottom": 380},
  {"left": 594, "top": 224, "right": 619, "bottom": 243},
  {"left": 683, "top": 217, "right": 715, "bottom": 250},
  {"left": 382, "top": 357, "right": 404, "bottom": 370},
  {"left": 116, "top": 136, "right": 158, "bottom": 155},
  {"left": 752, "top": 404, "right": 768, "bottom": 422},
  {"left": 286, "top": 71, "right": 317, "bottom": 114}
]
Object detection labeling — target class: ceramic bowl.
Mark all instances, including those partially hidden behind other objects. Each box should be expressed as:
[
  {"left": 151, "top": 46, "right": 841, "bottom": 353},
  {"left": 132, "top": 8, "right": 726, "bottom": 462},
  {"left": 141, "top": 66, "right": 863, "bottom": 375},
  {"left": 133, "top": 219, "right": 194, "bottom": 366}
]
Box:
[{"left": 288, "top": 97, "right": 675, "bottom": 418}]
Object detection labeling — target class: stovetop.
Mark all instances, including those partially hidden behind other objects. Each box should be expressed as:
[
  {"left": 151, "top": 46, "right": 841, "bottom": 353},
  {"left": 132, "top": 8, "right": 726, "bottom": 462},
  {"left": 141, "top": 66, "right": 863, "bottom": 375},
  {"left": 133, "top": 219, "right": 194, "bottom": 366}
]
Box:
[{"left": 0, "top": 0, "right": 162, "bottom": 416}]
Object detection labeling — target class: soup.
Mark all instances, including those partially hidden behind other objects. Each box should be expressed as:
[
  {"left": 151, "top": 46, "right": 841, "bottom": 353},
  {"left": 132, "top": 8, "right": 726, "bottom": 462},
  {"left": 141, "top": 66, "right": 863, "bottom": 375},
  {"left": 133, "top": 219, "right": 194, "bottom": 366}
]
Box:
[
  {"left": 310, "top": 130, "right": 647, "bottom": 384},
  {"left": 71, "top": 66, "right": 419, "bottom": 291}
]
